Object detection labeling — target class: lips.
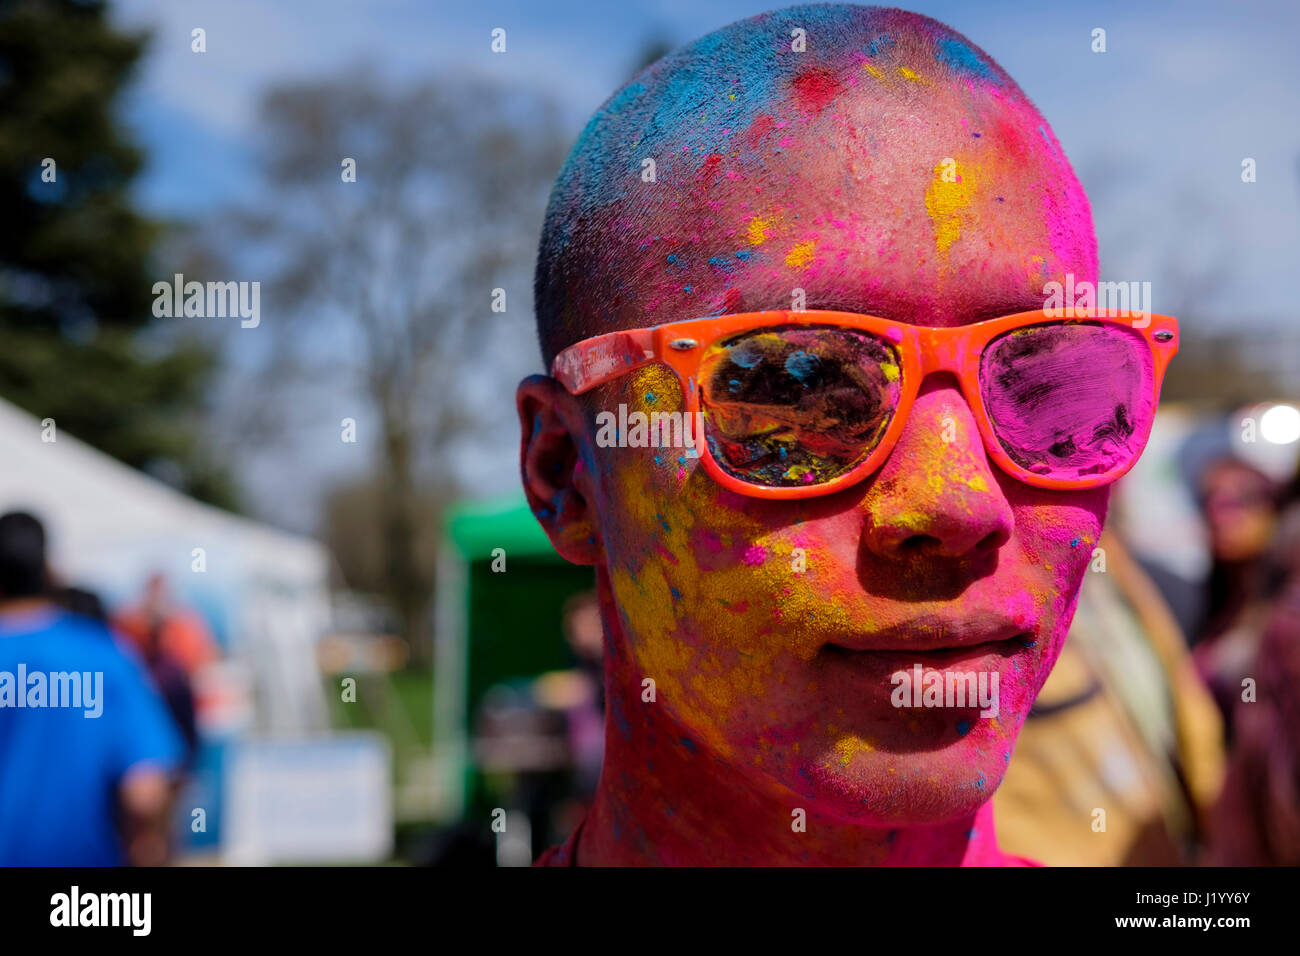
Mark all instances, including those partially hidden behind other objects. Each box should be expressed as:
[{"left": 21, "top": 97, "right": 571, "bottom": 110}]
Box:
[
  {"left": 823, "top": 613, "right": 1035, "bottom": 654},
  {"left": 820, "top": 636, "right": 1028, "bottom": 681}
]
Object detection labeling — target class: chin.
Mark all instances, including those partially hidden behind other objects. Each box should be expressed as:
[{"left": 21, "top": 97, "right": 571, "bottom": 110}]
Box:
[{"left": 786, "top": 735, "right": 1016, "bottom": 827}]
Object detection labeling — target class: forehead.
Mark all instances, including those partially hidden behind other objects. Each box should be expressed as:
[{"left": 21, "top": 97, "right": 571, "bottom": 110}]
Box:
[
  {"left": 551, "top": 18, "right": 1096, "bottom": 334},
  {"left": 609, "top": 97, "right": 1093, "bottom": 330}
]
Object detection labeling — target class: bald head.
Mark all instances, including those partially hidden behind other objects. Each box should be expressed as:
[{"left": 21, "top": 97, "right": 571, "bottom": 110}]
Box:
[{"left": 534, "top": 3, "right": 1097, "bottom": 364}]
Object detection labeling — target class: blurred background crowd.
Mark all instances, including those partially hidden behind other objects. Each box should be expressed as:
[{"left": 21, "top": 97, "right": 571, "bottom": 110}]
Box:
[{"left": 0, "top": 0, "right": 1296, "bottom": 866}]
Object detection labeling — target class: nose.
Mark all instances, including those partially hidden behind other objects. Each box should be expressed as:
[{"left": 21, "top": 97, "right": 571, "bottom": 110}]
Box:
[{"left": 861, "top": 376, "right": 1013, "bottom": 560}]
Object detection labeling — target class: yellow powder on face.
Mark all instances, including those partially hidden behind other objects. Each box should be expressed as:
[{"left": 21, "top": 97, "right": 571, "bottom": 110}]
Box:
[
  {"left": 881, "top": 361, "right": 900, "bottom": 383},
  {"left": 785, "top": 239, "right": 816, "bottom": 268},
  {"left": 747, "top": 216, "right": 772, "bottom": 245},
  {"left": 924, "top": 159, "right": 977, "bottom": 255},
  {"left": 863, "top": 63, "right": 884, "bottom": 81},
  {"left": 898, "top": 66, "right": 921, "bottom": 81},
  {"left": 832, "top": 734, "right": 874, "bottom": 767},
  {"left": 888, "top": 510, "right": 934, "bottom": 534},
  {"left": 628, "top": 365, "right": 680, "bottom": 414},
  {"left": 966, "top": 475, "right": 989, "bottom": 492}
]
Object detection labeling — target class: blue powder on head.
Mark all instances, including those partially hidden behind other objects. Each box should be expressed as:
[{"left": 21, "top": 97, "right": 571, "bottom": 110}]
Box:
[
  {"left": 935, "top": 37, "right": 999, "bottom": 85},
  {"left": 957, "top": 719, "right": 971, "bottom": 736}
]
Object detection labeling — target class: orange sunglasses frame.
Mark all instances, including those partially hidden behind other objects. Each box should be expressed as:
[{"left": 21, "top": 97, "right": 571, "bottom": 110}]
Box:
[{"left": 551, "top": 308, "right": 1179, "bottom": 500}]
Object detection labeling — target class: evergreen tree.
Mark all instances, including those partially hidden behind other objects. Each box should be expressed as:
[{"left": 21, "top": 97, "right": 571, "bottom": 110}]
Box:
[{"left": 0, "top": 0, "right": 235, "bottom": 507}]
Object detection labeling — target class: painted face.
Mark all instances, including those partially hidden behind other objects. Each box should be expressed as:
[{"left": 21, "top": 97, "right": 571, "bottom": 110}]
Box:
[{"left": 541, "top": 19, "right": 1104, "bottom": 827}]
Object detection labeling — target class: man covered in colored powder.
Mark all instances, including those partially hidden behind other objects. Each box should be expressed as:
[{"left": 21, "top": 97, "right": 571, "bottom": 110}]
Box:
[{"left": 519, "top": 5, "right": 1172, "bottom": 864}]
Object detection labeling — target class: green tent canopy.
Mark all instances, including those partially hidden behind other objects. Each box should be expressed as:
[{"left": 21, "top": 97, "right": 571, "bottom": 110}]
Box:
[{"left": 433, "top": 494, "right": 595, "bottom": 819}]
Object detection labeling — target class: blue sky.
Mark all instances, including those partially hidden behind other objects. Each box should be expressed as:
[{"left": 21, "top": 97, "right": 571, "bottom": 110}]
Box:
[
  {"left": 112, "top": 0, "right": 1300, "bottom": 316},
  {"left": 105, "top": 0, "right": 1300, "bottom": 527}
]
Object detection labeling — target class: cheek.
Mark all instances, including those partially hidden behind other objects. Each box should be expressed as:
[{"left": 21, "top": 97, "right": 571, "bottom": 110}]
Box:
[
  {"left": 1008, "top": 485, "right": 1109, "bottom": 642},
  {"left": 591, "top": 369, "right": 829, "bottom": 738}
]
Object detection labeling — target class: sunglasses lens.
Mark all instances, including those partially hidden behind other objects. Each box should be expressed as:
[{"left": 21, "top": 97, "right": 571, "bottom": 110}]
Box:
[
  {"left": 698, "top": 325, "right": 902, "bottom": 487},
  {"left": 980, "top": 322, "right": 1154, "bottom": 482}
]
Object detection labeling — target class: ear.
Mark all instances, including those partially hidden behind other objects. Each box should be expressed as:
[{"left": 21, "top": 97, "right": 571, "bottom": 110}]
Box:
[{"left": 517, "top": 374, "right": 603, "bottom": 565}]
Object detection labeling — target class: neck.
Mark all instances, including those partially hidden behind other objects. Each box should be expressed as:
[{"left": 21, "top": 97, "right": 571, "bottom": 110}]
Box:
[
  {"left": 578, "top": 568, "right": 1018, "bottom": 866},
  {"left": 0, "top": 596, "right": 52, "bottom": 616}
]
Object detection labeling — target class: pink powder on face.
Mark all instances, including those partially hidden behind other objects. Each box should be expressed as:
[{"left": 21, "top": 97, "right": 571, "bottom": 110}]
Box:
[
  {"left": 742, "top": 545, "right": 768, "bottom": 566},
  {"left": 697, "top": 529, "right": 726, "bottom": 554}
]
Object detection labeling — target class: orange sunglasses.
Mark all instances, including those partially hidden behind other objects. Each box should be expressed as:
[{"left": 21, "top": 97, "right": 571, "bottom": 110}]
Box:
[{"left": 552, "top": 309, "right": 1178, "bottom": 499}]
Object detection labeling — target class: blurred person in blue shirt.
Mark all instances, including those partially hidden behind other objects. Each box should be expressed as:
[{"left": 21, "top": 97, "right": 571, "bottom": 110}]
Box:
[{"left": 0, "top": 511, "right": 184, "bottom": 866}]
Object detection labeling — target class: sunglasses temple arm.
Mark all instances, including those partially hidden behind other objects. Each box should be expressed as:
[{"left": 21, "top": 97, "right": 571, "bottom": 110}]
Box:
[{"left": 550, "top": 328, "right": 657, "bottom": 395}]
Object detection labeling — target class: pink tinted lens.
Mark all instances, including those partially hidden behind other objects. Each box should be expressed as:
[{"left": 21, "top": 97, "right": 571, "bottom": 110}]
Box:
[
  {"left": 979, "top": 322, "right": 1154, "bottom": 481},
  {"left": 698, "top": 326, "right": 902, "bottom": 487}
]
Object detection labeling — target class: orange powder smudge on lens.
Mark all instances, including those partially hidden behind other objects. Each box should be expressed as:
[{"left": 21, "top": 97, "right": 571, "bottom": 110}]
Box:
[
  {"left": 924, "top": 159, "right": 977, "bottom": 255},
  {"left": 785, "top": 239, "right": 816, "bottom": 268}
]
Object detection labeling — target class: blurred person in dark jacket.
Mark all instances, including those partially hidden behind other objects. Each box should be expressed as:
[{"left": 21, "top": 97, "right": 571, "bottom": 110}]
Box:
[
  {"left": 1192, "top": 457, "right": 1281, "bottom": 741},
  {"left": 1206, "top": 466, "right": 1300, "bottom": 865}
]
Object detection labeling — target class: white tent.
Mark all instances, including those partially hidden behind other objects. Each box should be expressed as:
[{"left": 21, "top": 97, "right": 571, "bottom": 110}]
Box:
[{"left": 0, "top": 398, "right": 331, "bottom": 735}]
